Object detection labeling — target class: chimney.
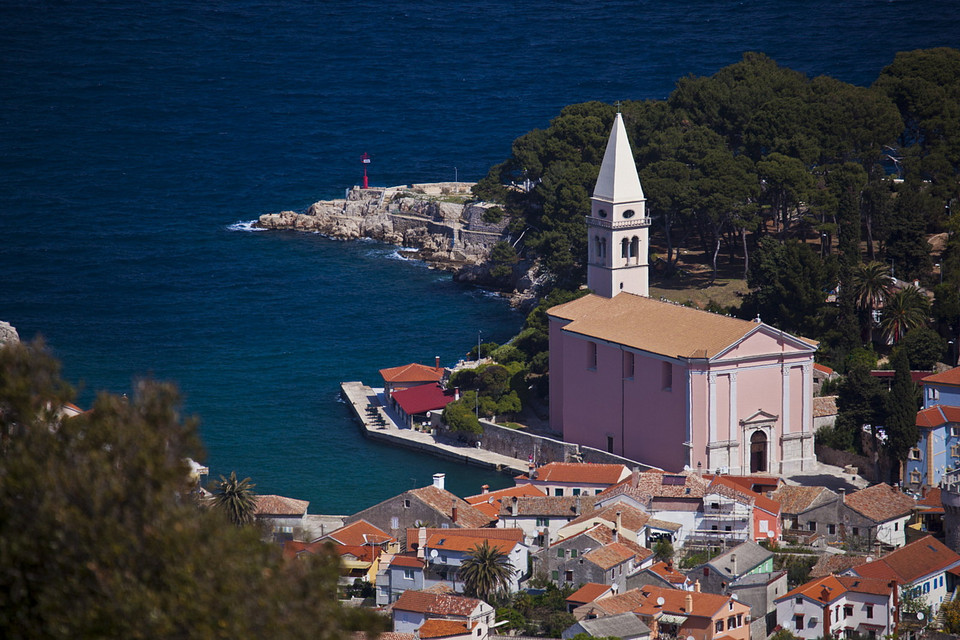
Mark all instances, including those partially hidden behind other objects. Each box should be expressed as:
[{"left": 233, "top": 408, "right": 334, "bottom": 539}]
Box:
[
  {"left": 667, "top": 559, "right": 673, "bottom": 571},
  {"left": 575, "top": 495, "right": 582, "bottom": 516},
  {"left": 616, "top": 510, "right": 623, "bottom": 533},
  {"left": 482, "top": 484, "right": 489, "bottom": 495},
  {"left": 890, "top": 580, "right": 899, "bottom": 626},
  {"left": 612, "top": 527, "right": 619, "bottom": 543},
  {"left": 684, "top": 593, "right": 693, "bottom": 613},
  {"left": 418, "top": 527, "right": 427, "bottom": 558},
  {"left": 694, "top": 579, "right": 701, "bottom": 593},
  {"left": 435, "top": 355, "right": 441, "bottom": 370},
  {"left": 730, "top": 553, "right": 737, "bottom": 575},
  {"left": 511, "top": 495, "right": 518, "bottom": 516},
  {"left": 433, "top": 473, "right": 445, "bottom": 490},
  {"left": 451, "top": 499, "right": 458, "bottom": 524},
  {"left": 454, "top": 387, "right": 460, "bottom": 401},
  {"left": 632, "top": 468, "right": 640, "bottom": 488}
]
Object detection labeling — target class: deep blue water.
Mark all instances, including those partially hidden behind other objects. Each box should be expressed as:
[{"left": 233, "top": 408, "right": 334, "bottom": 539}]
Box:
[{"left": 2, "top": 0, "right": 958, "bottom": 513}]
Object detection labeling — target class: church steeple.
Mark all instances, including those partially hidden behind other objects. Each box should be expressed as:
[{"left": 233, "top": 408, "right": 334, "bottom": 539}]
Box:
[{"left": 587, "top": 112, "right": 650, "bottom": 298}]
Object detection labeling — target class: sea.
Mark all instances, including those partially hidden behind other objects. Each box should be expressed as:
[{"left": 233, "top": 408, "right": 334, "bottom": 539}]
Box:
[{"left": 2, "top": 0, "right": 958, "bottom": 514}]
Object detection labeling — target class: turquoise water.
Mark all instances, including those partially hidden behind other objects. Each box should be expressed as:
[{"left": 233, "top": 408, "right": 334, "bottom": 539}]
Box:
[{"left": 2, "top": 0, "right": 957, "bottom": 513}]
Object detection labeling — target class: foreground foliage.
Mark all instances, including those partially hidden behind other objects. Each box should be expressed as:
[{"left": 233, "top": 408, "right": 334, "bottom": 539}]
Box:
[{"left": 0, "top": 341, "right": 387, "bottom": 640}]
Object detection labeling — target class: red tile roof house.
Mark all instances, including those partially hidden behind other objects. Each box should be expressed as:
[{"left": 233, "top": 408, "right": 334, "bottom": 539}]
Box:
[
  {"left": 626, "top": 560, "right": 693, "bottom": 592},
  {"left": 698, "top": 476, "right": 782, "bottom": 544},
  {"left": 415, "top": 618, "right": 488, "bottom": 640},
  {"left": 390, "top": 383, "right": 457, "bottom": 429},
  {"left": 566, "top": 582, "right": 617, "bottom": 612},
  {"left": 842, "top": 483, "right": 916, "bottom": 548},
  {"left": 555, "top": 502, "right": 651, "bottom": 548},
  {"left": 573, "top": 584, "right": 751, "bottom": 640},
  {"left": 344, "top": 474, "right": 494, "bottom": 546},
  {"left": 253, "top": 494, "right": 309, "bottom": 541},
  {"left": 402, "top": 527, "right": 528, "bottom": 595},
  {"left": 463, "top": 483, "right": 546, "bottom": 521},
  {"left": 849, "top": 535, "right": 960, "bottom": 615},
  {"left": 498, "top": 494, "right": 597, "bottom": 548},
  {"left": 522, "top": 462, "right": 632, "bottom": 497},
  {"left": 380, "top": 360, "right": 446, "bottom": 398},
  {"left": 775, "top": 574, "right": 897, "bottom": 640},
  {"left": 390, "top": 589, "right": 495, "bottom": 635}
]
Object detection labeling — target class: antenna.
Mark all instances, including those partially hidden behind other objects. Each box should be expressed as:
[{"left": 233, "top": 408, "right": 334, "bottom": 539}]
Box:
[{"left": 430, "top": 550, "right": 439, "bottom": 558}]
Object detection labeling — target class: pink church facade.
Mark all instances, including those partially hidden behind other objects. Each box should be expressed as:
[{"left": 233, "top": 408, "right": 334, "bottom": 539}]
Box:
[{"left": 547, "top": 113, "right": 817, "bottom": 475}]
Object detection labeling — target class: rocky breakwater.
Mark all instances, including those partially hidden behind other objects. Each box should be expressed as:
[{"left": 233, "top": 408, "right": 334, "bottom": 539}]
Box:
[{"left": 256, "top": 182, "right": 509, "bottom": 271}]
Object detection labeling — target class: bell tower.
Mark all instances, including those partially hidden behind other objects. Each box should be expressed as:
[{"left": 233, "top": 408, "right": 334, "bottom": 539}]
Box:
[{"left": 586, "top": 111, "right": 650, "bottom": 298}]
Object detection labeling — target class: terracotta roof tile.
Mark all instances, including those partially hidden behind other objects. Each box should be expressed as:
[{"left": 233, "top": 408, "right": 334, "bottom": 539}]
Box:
[
  {"left": 814, "top": 363, "right": 836, "bottom": 375},
  {"left": 391, "top": 555, "right": 425, "bottom": 569},
  {"left": 584, "top": 542, "right": 640, "bottom": 570},
  {"left": 567, "top": 582, "right": 615, "bottom": 605},
  {"left": 844, "top": 484, "right": 915, "bottom": 523},
  {"left": 406, "top": 527, "right": 523, "bottom": 553},
  {"left": 408, "top": 486, "right": 493, "bottom": 529},
  {"left": 917, "top": 405, "right": 960, "bottom": 428},
  {"left": 417, "top": 619, "right": 472, "bottom": 639},
  {"left": 323, "top": 520, "right": 395, "bottom": 547},
  {"left": 425, "top": 530, "right": 522, "bottom": 553},
  {"left": 613, "top": 585, "right": 744, "bottom": 618},
  {"left": 464, "top": 485, "right": 546, "bottom": 519},
  {"left": 918, "top": 488, "right": 944, "bottom": 514},
  {"left": 647, "top": 561, "right": 688, "bottom": 584},
  {"left": 392, "top": 590, "right": 484, "bottom": 617},
  {"left": 814, "top": 395, "right": 838, "bottom": 418},
  {"left": 854, "top": 536, "right": 960, "bottom": 584},
  {"left": 922, "top": 367, "right": 960, "bottom": 386},
  {"left": 568, "top": 524, "right": 652, "bottom": 563},
  {"left": 709, "top": 476, "right": 780, "bottom": 515},
  {"left": 809, "top": 554, "right": 869, "bottom": 578},
  {"left": 355, "top": 633, "right": 415, "bottom": 640},
  {"left": 380, "top": 362, "right": 444, "bottom": 384},
  {"left": 531, "top": 462, "right": 631, "bottom": 485},
  {"left": 600, "top": 470, "right": 709, "bottom": 504},
  {"left": 772, "top": 485, "right": 836, "bottom": 515},
  {"left": 498, "top": 495, "right": 596, "bottom": 517},
  {"left": 282, "top": 540, "right": 327, "bottom": 560},
  {"left": 565, "top": 502, "right": 650, "bottom": 531},
  {"left": 778, "top": 575, "right": 893, "bottom": 603},
  {"left": 254, "top": 494, "right": 309, "bottom": 516},
  {"left": 548, "top": 293, "right": 816, "bottom": 359}
]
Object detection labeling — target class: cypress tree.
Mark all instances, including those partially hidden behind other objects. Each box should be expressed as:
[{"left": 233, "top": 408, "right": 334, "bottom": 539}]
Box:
[{"left": 884, "top": 348, "right": 920, "bottom": 474}]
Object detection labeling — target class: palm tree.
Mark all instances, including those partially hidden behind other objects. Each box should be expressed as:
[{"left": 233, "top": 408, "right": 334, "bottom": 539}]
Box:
[
  {"left": 459, "top": 540, "right": 513, "bottom": 603},
  {"left": 880, "top": 286, "right": 930, "bottom": 344},
  {"left": 210, "top": 471, "right": 257, "bottom": 526},
  {"left": 850, "top": 261, "right": 893, "bottom": 344}
]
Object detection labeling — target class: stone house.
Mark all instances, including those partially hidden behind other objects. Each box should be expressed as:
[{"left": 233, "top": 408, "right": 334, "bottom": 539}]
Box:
[
  {"left": 555, "top": 502, "right": 651, "bottom": 547},
  {"left": 463, "top": 484, "right": 546, "bottom": 524},
  {"left": 775, "top": 574, "right": 897, "bottom": 640},
  {"left": 536, "top": 523, "right": 653, "bottom": 592},
  {"left": 687, "top": 540, "right": 774, "bottom": 595},
  {"left": 562, "top": 612, "right": 652, "bottom": 640},
  {"left": 573, "top": 585, "right": 751, "bottom": 640},
  {"left": 771, "top": 485, "right": 840, "bottom": 539},
  {"left": 345, "top": 474, "right": 493, "bottom": 545},
  {"left": 843, "top": 483, "right": 915, "bottom": 548},
  {"left": 496, "top": 494, "right": 595, "bottom": 548},
  {"left": 253, "top": 494, "right": 309, "bottom": 541},
  {"left": 727, "top": 570, "right": 788, "bottom": 639},
  {"left": 626, "top": 560, "right": 693, "bottom": 592}
]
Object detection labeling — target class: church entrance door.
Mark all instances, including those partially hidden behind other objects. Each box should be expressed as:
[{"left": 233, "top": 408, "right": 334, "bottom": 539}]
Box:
[{"left": 750, "top": 430, "right": 768, "bottom": 473}]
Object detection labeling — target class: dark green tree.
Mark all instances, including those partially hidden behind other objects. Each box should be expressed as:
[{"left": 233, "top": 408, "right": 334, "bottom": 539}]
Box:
[
  {"left": 0, "top": 341, "right": 386, "bottom": 640},
  {"left": 489, "top": 241, "right": 519, "bottom": 283},
  {"left": 460, "top": 540, "right": 513, "bottom": 603},
  {"left": 828, "top": 362, "right": 886, "bottom": 452},
  {"left": 881, "top": 286, "right": 930, "bottom": 344},
  {"left": 850, "top": 261, "right": 893, "bottom": 344},
  {"left": 885, "top": 348, "right": 921, "bottom": 471},
  {"left": 896, "top": 327, "right": 945, "bottom": 369},
  {"left": 442, "top": 396, "right": 482, "bottom": 436}
]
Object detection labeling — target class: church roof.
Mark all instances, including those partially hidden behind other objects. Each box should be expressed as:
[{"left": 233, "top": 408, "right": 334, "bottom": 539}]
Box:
[
  {"left": 593, "top": 112, "right": 644, "bottom": 203},
  {"left": 549, "top": 292, "right": 814, "bottom": 360}
]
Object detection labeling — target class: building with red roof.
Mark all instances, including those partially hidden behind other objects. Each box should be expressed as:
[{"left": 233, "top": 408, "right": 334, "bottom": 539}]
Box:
[
  {"left": 391, "top": 590, "right": 495, "bottom": 635},
  {"left": 851, "top": 535, "right": 960, "bottom": 614},
  {"left": 389, "top": 383, "right": 457, "bottom": 429},
  {"left": 524, "top": 462, "right": 632, "bottom": 497},
  {"left": 905, "top": 404, "right": 960, "bottom": 490},
  {"left": 775, "top": 574, "right": 897, "bottom": 639},
  {"left": 380, "top": 360, "right": 445, "bottom": 398},
  {"left": 253, "top": 494, "right": 309, "bottom": 541},
  {"left": 463, "top": 483, "right": 545, "bottom": 521}
]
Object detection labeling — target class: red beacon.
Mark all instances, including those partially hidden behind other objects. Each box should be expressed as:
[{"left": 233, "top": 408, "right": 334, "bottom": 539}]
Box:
[{"left": 360, "top": 152, "right": 371, "bottom": 189}]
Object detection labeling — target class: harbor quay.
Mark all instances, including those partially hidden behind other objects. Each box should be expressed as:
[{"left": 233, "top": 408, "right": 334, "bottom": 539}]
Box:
[{"left": 339, "top": 381, "right": 528, "bottom": 475}]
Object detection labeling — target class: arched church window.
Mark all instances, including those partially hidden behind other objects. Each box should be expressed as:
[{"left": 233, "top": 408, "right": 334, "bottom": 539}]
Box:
[
  {"left": 622, "top": 209, "right": 635, "bottom": 219},
  {"left": 597, "top": 209, "right": 608, "bottom": 218},
  {"left": 621, "top": 238, "right": 629, "bottom": 259},
  {"left": 594, "top": 236, "right": 602, "bottom": 262},
  {"left": 630, "top": 236, "right": 639, "bottom": 263},
  {"left": 599, "top": 238, "right": 607, "bottom": 258}
]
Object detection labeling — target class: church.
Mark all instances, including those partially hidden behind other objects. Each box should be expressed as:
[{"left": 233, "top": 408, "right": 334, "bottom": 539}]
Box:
[{"left": 547, "top": 113, "right": 817, "bottom": 475}]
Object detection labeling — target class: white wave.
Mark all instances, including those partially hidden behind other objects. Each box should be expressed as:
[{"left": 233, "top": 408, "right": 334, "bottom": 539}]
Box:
[{"left": 227, "top": 220, "right": 267, "bottom": 232}]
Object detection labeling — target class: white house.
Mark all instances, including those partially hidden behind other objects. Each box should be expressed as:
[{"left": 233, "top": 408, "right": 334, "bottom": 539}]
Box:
[
  {"left": 392, "top": 590, "right": 495, "bottom": 634},
  {"left": 850, "top": 535, "right": 960, "bottom": 614},
  {"left": 775, "top": 575, "right": 897, "bottom": 640},
  {"left": 419, "top": 529, "right": 528, "bottom": 594}
]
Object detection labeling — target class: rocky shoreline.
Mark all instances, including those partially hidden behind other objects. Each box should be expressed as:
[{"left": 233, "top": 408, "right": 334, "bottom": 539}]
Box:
[{"left": 255, "top": 182, "right": 546, "bottom": 310}]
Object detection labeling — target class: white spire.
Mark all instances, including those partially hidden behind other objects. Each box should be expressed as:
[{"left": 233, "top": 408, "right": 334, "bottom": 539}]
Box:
[{"left": 593, "top": 112, "right": 644, "bottom": 203}]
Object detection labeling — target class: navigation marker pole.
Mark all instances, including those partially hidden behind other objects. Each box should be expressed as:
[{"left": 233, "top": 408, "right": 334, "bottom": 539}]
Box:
[{"left": 361, "top": 152, "right": 371, "bottom": 189}]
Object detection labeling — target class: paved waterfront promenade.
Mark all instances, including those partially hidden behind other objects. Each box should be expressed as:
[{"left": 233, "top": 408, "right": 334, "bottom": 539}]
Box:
[{"left": 340, "top": 381, "right": 528, "bottom": 475}]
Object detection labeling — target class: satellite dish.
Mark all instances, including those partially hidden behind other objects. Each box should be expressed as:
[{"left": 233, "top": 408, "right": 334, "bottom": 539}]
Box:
[
  {"left": 687, "top": 635, "right": 695, "bottom": 640},
  {"left": 732, "top": 594, "right": 739, "bottom": 601},
  {"left": 918, "top": 612, "right": 925, "bottom": 621},
  {"left": 657, "top": 597, "right": 666, "bottom": 606},
  {"left": 430, "top": 550, "right": 439, "bottom": 558},
  {"left": 766, "top": 531, "right": 775, "bottom": 538}
]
